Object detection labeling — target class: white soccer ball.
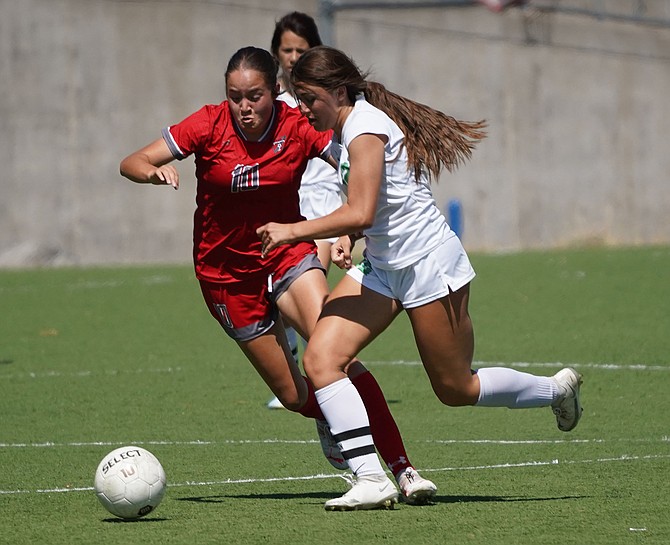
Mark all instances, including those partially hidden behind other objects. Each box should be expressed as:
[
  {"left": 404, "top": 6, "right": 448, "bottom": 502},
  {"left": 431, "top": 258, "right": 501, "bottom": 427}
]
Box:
[{"left": 93, "top": 446, "right": 167, "bottom": 519}]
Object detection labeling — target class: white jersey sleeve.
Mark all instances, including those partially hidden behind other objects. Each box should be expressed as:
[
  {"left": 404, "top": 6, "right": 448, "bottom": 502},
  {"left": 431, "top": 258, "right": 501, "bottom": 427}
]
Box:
[{"left": 339, "top": 97, "right": 453, "bottom": 270}]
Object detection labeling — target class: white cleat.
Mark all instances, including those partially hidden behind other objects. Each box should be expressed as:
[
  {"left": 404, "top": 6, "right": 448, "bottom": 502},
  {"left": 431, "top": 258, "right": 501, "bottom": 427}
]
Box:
[
  {"left": 325, "top": 474, "right": 399, "bottom": 511},
  {"left": 266, "top": 396, "right": 285, "bottom": 410},
  {"left": 396, "top": 467, "right": 437, "bottom": 505},
  {"left": 551, "top": 367, "right": 583, "bottom": 431},
  {"left": 316, "top": 420, "right": 348, "bottom": 470}
]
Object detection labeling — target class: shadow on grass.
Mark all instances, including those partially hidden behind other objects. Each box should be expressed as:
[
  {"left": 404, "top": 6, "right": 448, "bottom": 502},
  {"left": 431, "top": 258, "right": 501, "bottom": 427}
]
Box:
[
  {"left": 177, "top": 491, "right": 332, "bottom": 504},
  {"left": 102, "top": 517, "right": 170, "bottom": 523},
  {"left": 434, "top": 494, "right": 588, "bottom": 504},
  {"left": 177, "top": 492, "right": 588, "bottom": 505}
]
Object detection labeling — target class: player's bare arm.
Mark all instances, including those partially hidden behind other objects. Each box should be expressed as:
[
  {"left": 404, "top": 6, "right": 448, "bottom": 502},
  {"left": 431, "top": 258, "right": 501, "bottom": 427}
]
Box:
[
  {"left": 120, "top": 138, "right": 180, "bottom": 189},
  {"left": 257, "top": 133, "right": 385, "bottom": 255}
]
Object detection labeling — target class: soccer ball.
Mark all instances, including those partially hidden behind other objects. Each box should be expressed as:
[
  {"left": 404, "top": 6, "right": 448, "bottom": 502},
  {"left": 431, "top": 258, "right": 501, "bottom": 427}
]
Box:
[{"left": 94, "top": 446, "right": 167, "bottom": 519}]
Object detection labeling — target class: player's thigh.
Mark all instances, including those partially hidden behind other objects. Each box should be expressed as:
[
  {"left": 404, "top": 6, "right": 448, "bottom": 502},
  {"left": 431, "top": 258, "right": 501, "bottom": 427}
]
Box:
[
  {"left": 238, "top": 321, "right": 306, "bottom": 408},
  {"left": 315, "top": 240, "right": 333, "bottom": 271},
  {"left": 275, "top": 268, "right": 329, "bottom": 340},
  {"left": 406, "top": 285, "right": 478, "bottom": 403},
  {"left": 304, "top": 274, "right": 400, "bottom": 386}
]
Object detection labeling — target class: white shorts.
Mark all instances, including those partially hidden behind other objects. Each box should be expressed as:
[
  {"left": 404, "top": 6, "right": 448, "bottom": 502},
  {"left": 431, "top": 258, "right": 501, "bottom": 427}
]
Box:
[
  {"left": 346, "top": 235, "right": 476, "bottom": 308},
  {"left": 300, "top": 184, "right": 344, "bottom": 244}
]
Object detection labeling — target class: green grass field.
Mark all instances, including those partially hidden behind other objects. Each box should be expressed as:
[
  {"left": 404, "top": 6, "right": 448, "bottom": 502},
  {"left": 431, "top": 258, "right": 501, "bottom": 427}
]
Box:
[{"left": 1, "top": 246, "right": 669, "bottom": 544}]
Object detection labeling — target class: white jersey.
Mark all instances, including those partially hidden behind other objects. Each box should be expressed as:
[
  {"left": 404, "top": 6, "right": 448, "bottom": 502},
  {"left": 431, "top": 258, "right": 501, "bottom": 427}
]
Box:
[
  {"left": 338, "top": 97, "right": 454, "bottom": 270},
  {"left": 277, "top": 91, "right": 342, "bottom": 215}
]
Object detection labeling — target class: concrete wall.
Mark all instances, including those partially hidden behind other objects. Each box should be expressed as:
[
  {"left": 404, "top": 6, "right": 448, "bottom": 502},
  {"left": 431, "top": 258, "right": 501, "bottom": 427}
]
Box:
[{"left": 1, "top": 0, "right": 669, "bottom": 267}]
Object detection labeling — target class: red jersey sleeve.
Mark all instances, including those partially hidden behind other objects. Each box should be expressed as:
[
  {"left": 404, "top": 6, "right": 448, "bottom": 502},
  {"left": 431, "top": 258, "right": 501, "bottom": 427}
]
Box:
[
  {"left": 296, "top": 114, "right": 334, "bottom": 162},
  {"left": 161, "top": 105, "right": 216, "bottom": 160}
]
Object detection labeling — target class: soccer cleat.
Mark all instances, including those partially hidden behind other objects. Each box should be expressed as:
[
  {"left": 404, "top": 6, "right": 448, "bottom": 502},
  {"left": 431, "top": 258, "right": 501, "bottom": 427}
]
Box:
[
  {"left": 325, "top": 474, "right": 399, "bottom": 511},
  {"left": 551, "top": 367, "right": 583, "bottom": 431},
  {"left": 396, "top": 467, "right": 437, "bottom": 505},
  {"left": 316, "top": 420, "right": 348, "bottom": 470},
  {"left": 266, "top": 396, "right": 285, "bottom": 410}
]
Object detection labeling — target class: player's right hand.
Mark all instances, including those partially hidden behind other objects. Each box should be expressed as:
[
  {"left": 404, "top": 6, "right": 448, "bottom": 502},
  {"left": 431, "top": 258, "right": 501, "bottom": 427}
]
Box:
[{"left": 151, "top": 164, "right": 179, "bottom": 189}]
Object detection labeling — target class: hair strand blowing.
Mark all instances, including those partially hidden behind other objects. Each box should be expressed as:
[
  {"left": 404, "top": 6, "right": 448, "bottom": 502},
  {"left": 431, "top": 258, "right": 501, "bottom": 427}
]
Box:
[{"left": 364, "top": 81, "right": 487, "bottom": 181}]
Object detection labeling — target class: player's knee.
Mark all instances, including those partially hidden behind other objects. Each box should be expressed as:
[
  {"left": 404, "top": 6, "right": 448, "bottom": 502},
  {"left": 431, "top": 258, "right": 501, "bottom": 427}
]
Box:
[
  {"left": 432, "top": 379, "right": 478, "bottom": 407},
  {"left": 301, "top": 347, "right": 323, "bottom": 382},
  {"left": 302, "top": 344, "right": 349, "bottom": 387},
  {"left": 282, "top": 399, "right": 304, "bottom": 412},
  {"left": 275, "top": 390, "right": 303, "bottom": 411}
]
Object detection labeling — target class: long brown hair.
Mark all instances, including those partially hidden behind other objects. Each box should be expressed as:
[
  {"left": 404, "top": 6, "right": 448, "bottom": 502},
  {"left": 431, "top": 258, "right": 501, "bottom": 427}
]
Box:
[{"left": 291, "top": 46, "right": 486, "bottom": 180}]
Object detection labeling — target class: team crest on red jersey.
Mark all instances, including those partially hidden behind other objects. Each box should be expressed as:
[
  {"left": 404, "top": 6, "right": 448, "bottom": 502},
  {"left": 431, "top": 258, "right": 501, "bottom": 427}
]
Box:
[{"left": 273, "top": 136, "right": 287, "bottom": 154}]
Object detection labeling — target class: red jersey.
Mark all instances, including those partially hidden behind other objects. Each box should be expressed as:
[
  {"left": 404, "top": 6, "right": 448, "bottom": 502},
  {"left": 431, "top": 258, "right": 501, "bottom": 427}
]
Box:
[{"left": 162, "top": 100, "right": 333, "bottom": 283}]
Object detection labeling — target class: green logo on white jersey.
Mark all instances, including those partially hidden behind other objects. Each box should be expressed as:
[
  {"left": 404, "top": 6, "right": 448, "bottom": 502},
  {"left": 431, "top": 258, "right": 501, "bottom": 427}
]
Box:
[
  {"left": 356, "top": 258, "right": 372, "bottom": 275},
  {"left": 340, "top": 162, "right": 350, "bottom": 185}
]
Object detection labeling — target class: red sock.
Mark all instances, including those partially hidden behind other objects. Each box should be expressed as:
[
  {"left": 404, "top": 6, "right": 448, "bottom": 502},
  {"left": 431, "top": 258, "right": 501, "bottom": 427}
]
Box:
[
  {"left": 296, "top": 376, "right": 325, "bottom": 420},
  {"left": 351, "top": 371, "right": 412, "bottom": 476}
]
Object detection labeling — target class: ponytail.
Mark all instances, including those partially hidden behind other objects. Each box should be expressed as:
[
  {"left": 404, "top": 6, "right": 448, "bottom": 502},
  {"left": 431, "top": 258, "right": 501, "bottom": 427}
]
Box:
[{"left": 364, "top": 81, "right": 486, "bottom": 180}]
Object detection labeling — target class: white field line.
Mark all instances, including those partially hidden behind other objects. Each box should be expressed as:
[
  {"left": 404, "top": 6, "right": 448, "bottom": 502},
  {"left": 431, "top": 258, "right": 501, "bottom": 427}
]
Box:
[
  {"left": 367, "top": 361, "right": 670, "bottom": 371},
  {"left": 0, "top": 439, "right": 315, "bottom": 448},
  {"left": 0, "top": 367, "right": 183, "bottom": 380},
  {"left": 1, "top": 361, "right": 667, "bottom": 381},
  {"left": 0, "top": 275, "right": 178, "bottom": 295},
  {"left": 1, "top": 453, "right": 669, "bottom": 496},
  {"left": 1, "top": 437, "right": 669, "bottom": 449}
]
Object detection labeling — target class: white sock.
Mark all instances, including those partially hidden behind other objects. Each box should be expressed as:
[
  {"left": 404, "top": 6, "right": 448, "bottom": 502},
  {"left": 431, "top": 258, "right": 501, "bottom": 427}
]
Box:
[
  {"left": 315, "top": 377, "right": 385, "bottom": 478},
  {"left": 476, "top": 367, "right": 557, "bottom": 408}
]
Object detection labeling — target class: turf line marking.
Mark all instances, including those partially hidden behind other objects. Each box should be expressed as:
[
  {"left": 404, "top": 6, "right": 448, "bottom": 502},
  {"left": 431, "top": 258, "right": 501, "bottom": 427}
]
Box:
[
  {"left": 424, "top": 453, "right": 670, "bottom": 474},
  {"left": 65, "top": 275, "right": 177, "bottom": 290},
  {"left": 2, "top": 437, "right": 669, "bottom": 449},
  {"left": 367, "top": 360, "right": 670, "bottom": 371},
  {"left": 0, "top": 439, "right": 317, "bottom": 448},
  {"left": 426, "top": 437, "right": 670, "bottom": 445},
  {"left": 0, "top": 367, "right": 183, "bottom": 380},
  {"left": 0, "top": 275, "right": 178, "bottom": 295},
  {"left": 2, "top": 437, "right": 668, "bottom": 449},
  {"left": 1, "top": 453, "right": 668, "bottom": 496},
  {"left": 2, "top": 361, "right": 666, "bottom": 381}
]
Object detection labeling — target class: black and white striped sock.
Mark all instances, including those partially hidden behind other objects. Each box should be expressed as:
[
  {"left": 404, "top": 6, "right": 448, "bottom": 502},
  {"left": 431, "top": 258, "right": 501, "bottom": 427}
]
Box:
[{"left": 315, "top": 377, "right": 385, "bottom": 478}]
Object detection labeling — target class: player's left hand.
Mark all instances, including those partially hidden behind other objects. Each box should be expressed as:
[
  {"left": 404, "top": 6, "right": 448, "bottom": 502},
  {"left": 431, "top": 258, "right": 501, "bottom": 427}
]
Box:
[
  {"left": 331, "top": 235, "right": 354, "bottom": 269},
  {"left": 257, "top": 222, "right": 295, "bottom": 257}
]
